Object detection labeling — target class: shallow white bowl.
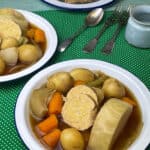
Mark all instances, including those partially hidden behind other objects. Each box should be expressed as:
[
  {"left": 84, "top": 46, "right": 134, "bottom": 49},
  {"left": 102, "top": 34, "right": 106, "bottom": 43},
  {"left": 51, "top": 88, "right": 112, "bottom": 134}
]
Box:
[
  {"left": 15, "top": 59, "right": 150, "bottom": 150},
  {"left": 0, "top": 9, "right": 57, "bottom": 82},
  {"left": 42, "top": 0, "right": 114, "bottom": 10}
]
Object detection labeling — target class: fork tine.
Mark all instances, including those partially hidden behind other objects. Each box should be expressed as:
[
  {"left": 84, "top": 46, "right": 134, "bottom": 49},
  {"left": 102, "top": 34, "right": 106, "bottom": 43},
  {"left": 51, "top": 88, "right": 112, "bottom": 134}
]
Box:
[
  {"left": 114, "top": 5, "right": 122, "bottom": 13},
  {"left": 124, "top": 4, "right": 134, "bottom": 14},
  {"left": 125, "top": 5, "right": 131, "bottom": 13},
  {"left": 127, "top": 5, "right": 131, "bottom": 12},
  {"left": 83, "top": 5, "right": 123, "bottom": 53}
]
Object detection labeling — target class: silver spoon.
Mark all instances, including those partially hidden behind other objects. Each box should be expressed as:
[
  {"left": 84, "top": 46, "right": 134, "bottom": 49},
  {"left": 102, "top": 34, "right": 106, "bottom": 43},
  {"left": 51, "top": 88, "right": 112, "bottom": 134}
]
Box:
[{"left": 58, "top": 8, "right": 104, "bottom": 52}]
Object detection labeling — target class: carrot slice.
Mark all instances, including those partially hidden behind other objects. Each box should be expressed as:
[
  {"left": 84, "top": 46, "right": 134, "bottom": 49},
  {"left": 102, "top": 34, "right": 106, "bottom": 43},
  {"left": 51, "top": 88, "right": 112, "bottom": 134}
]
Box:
[
  {"left": 42, "top": 129, "right": 61, "bottom": 148},
  {"left": 36, "top": 114, "right": 58, "bottom": 136},
  {"left": 34, "top": 28, "right": 45, "bottom": 43},
  {"left": 26, "top": 28, "right": 35, "bottom": 39},
  {"left": 122, "top": 97, "right": 137, "bottom": 107},
  {"left": 48, "top": 92, "right": 63, "bottom": 115},
  {"left": 74, "top": 80, "right": 85, "bottom": 86}
]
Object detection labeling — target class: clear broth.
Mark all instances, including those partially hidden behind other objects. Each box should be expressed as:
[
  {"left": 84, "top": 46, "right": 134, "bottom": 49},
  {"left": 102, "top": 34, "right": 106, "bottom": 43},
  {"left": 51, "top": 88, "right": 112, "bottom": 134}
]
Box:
[{"left": 3, "top": 23, "right": 46, "bottom": 75}]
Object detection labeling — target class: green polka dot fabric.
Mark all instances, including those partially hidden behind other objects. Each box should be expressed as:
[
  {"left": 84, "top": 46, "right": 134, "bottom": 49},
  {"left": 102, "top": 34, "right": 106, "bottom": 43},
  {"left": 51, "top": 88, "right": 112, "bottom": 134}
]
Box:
[{"left": 0, "top": 10, "right": 150, "bottom": 150}]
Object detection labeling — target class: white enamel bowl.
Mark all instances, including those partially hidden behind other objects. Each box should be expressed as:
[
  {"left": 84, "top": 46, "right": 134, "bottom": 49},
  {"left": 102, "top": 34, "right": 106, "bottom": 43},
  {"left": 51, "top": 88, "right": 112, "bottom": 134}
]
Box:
[
  {"left": 15, "top": 59, "right": 150, "bottom": 150},
  {"left": 0, "top": 9, "right": 57, "bottom": 82},
  {"left": 42, "top": 0, "right": 114, "bottom": 10}
]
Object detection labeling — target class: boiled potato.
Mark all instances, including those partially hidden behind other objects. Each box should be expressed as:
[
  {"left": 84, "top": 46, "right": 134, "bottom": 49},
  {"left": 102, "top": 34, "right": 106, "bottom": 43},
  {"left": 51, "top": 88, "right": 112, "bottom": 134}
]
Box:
[
  {"left": 70, "top": 68, "right": 95, "bottom": 82},
  {"left": 1, "top": 37, "right": 18, "bottom": 49},
  {"left": 0, "top": 47, "right": 18, "bottom": 66},
  {"left": 18, "top": 44, "right": 42, "bottom": 64},
  {"left": 102, "top": 78, "right": 125, "bottom": 98},
  {"left": 47, "top": 72, "right": 74, "bottom": 93},
  {"left": 60, "top": 128, "right": 84, "bottom": 150},
  {"left": 0, "top": 57, "right": 6, "bottom": 74}
]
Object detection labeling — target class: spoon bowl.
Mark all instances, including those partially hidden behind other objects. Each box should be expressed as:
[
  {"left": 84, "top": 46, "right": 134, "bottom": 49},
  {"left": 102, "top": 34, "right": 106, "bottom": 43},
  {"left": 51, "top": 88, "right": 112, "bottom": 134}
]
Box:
[
  {"left": 86, "top": 8, "right": 104, "bottom": 26},
  {"left": 58, "top": 8, "right": 104, "bottom": 52}
]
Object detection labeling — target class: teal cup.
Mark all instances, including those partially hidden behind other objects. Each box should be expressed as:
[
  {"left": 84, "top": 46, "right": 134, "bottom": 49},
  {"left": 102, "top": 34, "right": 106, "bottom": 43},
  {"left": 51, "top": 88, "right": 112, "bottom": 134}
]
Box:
[{"left": 125, "top": 5, "right": 150, "bottom": 48}]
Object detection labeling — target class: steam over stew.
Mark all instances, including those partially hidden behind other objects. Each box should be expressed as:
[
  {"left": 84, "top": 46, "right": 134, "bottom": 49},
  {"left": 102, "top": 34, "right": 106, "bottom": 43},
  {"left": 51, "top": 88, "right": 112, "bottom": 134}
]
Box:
[
  {"left": 29, "top": 68, "right": 143, "bottom": 150},
  {"left": 0, "top": 8, "right": 46, "bottom": 75}
]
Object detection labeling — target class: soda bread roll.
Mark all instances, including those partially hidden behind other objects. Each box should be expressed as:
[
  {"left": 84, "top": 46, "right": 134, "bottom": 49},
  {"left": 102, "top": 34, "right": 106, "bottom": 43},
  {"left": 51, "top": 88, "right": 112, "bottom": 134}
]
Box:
[{"left": 88, "top": 98, "right": 133, "bottom": 150}]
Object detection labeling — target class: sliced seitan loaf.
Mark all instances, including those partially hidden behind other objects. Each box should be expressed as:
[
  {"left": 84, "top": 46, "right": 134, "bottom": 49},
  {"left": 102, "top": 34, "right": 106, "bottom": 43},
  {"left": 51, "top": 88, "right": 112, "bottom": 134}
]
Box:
[
  {"left": 92, "top": 87, "right": 104, "bottom": 106},
  {"left": 0, "top": 8, "right": 28, "bottom": 32},
  {"left": 0, "top": 19, "right": 22, "bottom": 40},
  {"left": 88, "top": 98, "right": 133, "bottom": 150},
  {"left": 67, "top": 85, "right": 102, "bottom": 106},
  {"left": 62, "top": 93, "right": 97, "bottom": 131}
]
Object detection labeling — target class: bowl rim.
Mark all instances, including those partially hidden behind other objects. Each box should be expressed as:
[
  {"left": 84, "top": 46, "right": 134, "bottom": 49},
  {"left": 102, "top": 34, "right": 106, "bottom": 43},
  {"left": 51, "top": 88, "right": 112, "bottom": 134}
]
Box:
[
  {"left": 42, "top": 0, "right": 114, "bottom": 10},
  {"left": 15, "top": 59, "right": 150, "bottom": 150},
  {"left": 0, "top": 9, "right": 58, "bottom": 82}
]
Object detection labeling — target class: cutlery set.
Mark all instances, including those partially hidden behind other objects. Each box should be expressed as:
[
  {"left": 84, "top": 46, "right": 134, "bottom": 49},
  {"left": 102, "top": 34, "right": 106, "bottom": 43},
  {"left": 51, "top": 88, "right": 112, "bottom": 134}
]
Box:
[
  {"left": 101, "top": 7, "right": 130, "bottom": 54},
  {"left": 58, "top": 8, "right": 104, "bottom": 52},
  {"left": 58, "top": 6, "right": 130, "bottom": 54}
]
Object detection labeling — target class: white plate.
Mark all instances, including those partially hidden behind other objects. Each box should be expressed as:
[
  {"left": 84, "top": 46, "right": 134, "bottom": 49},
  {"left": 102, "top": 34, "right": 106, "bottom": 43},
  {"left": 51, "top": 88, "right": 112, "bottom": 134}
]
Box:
[
  {"left": 15, "top": 59, "right": 150, "bottom": 150},
  {"left": 42, "top": 0, "right": 114, "bottom": 10},
  {"left": 0, "top": 9, "right": 57, "bottom": 82}
]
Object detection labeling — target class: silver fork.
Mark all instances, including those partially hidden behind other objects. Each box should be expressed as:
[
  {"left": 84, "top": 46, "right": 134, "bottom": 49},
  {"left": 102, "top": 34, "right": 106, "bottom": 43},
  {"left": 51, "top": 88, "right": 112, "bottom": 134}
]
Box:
[
  {"left": 83, "top": 6, "right": 122, "bottom": 53},
  {"left": 101, "top": 7, "right": 130, "bottom": 54}
]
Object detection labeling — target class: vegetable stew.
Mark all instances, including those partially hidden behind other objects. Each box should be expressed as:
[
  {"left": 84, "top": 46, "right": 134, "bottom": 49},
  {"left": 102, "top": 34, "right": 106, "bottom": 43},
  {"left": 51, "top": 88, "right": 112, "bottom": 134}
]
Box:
[{"left": 29, "top": 68, "right": 143, "bottom": 150}]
